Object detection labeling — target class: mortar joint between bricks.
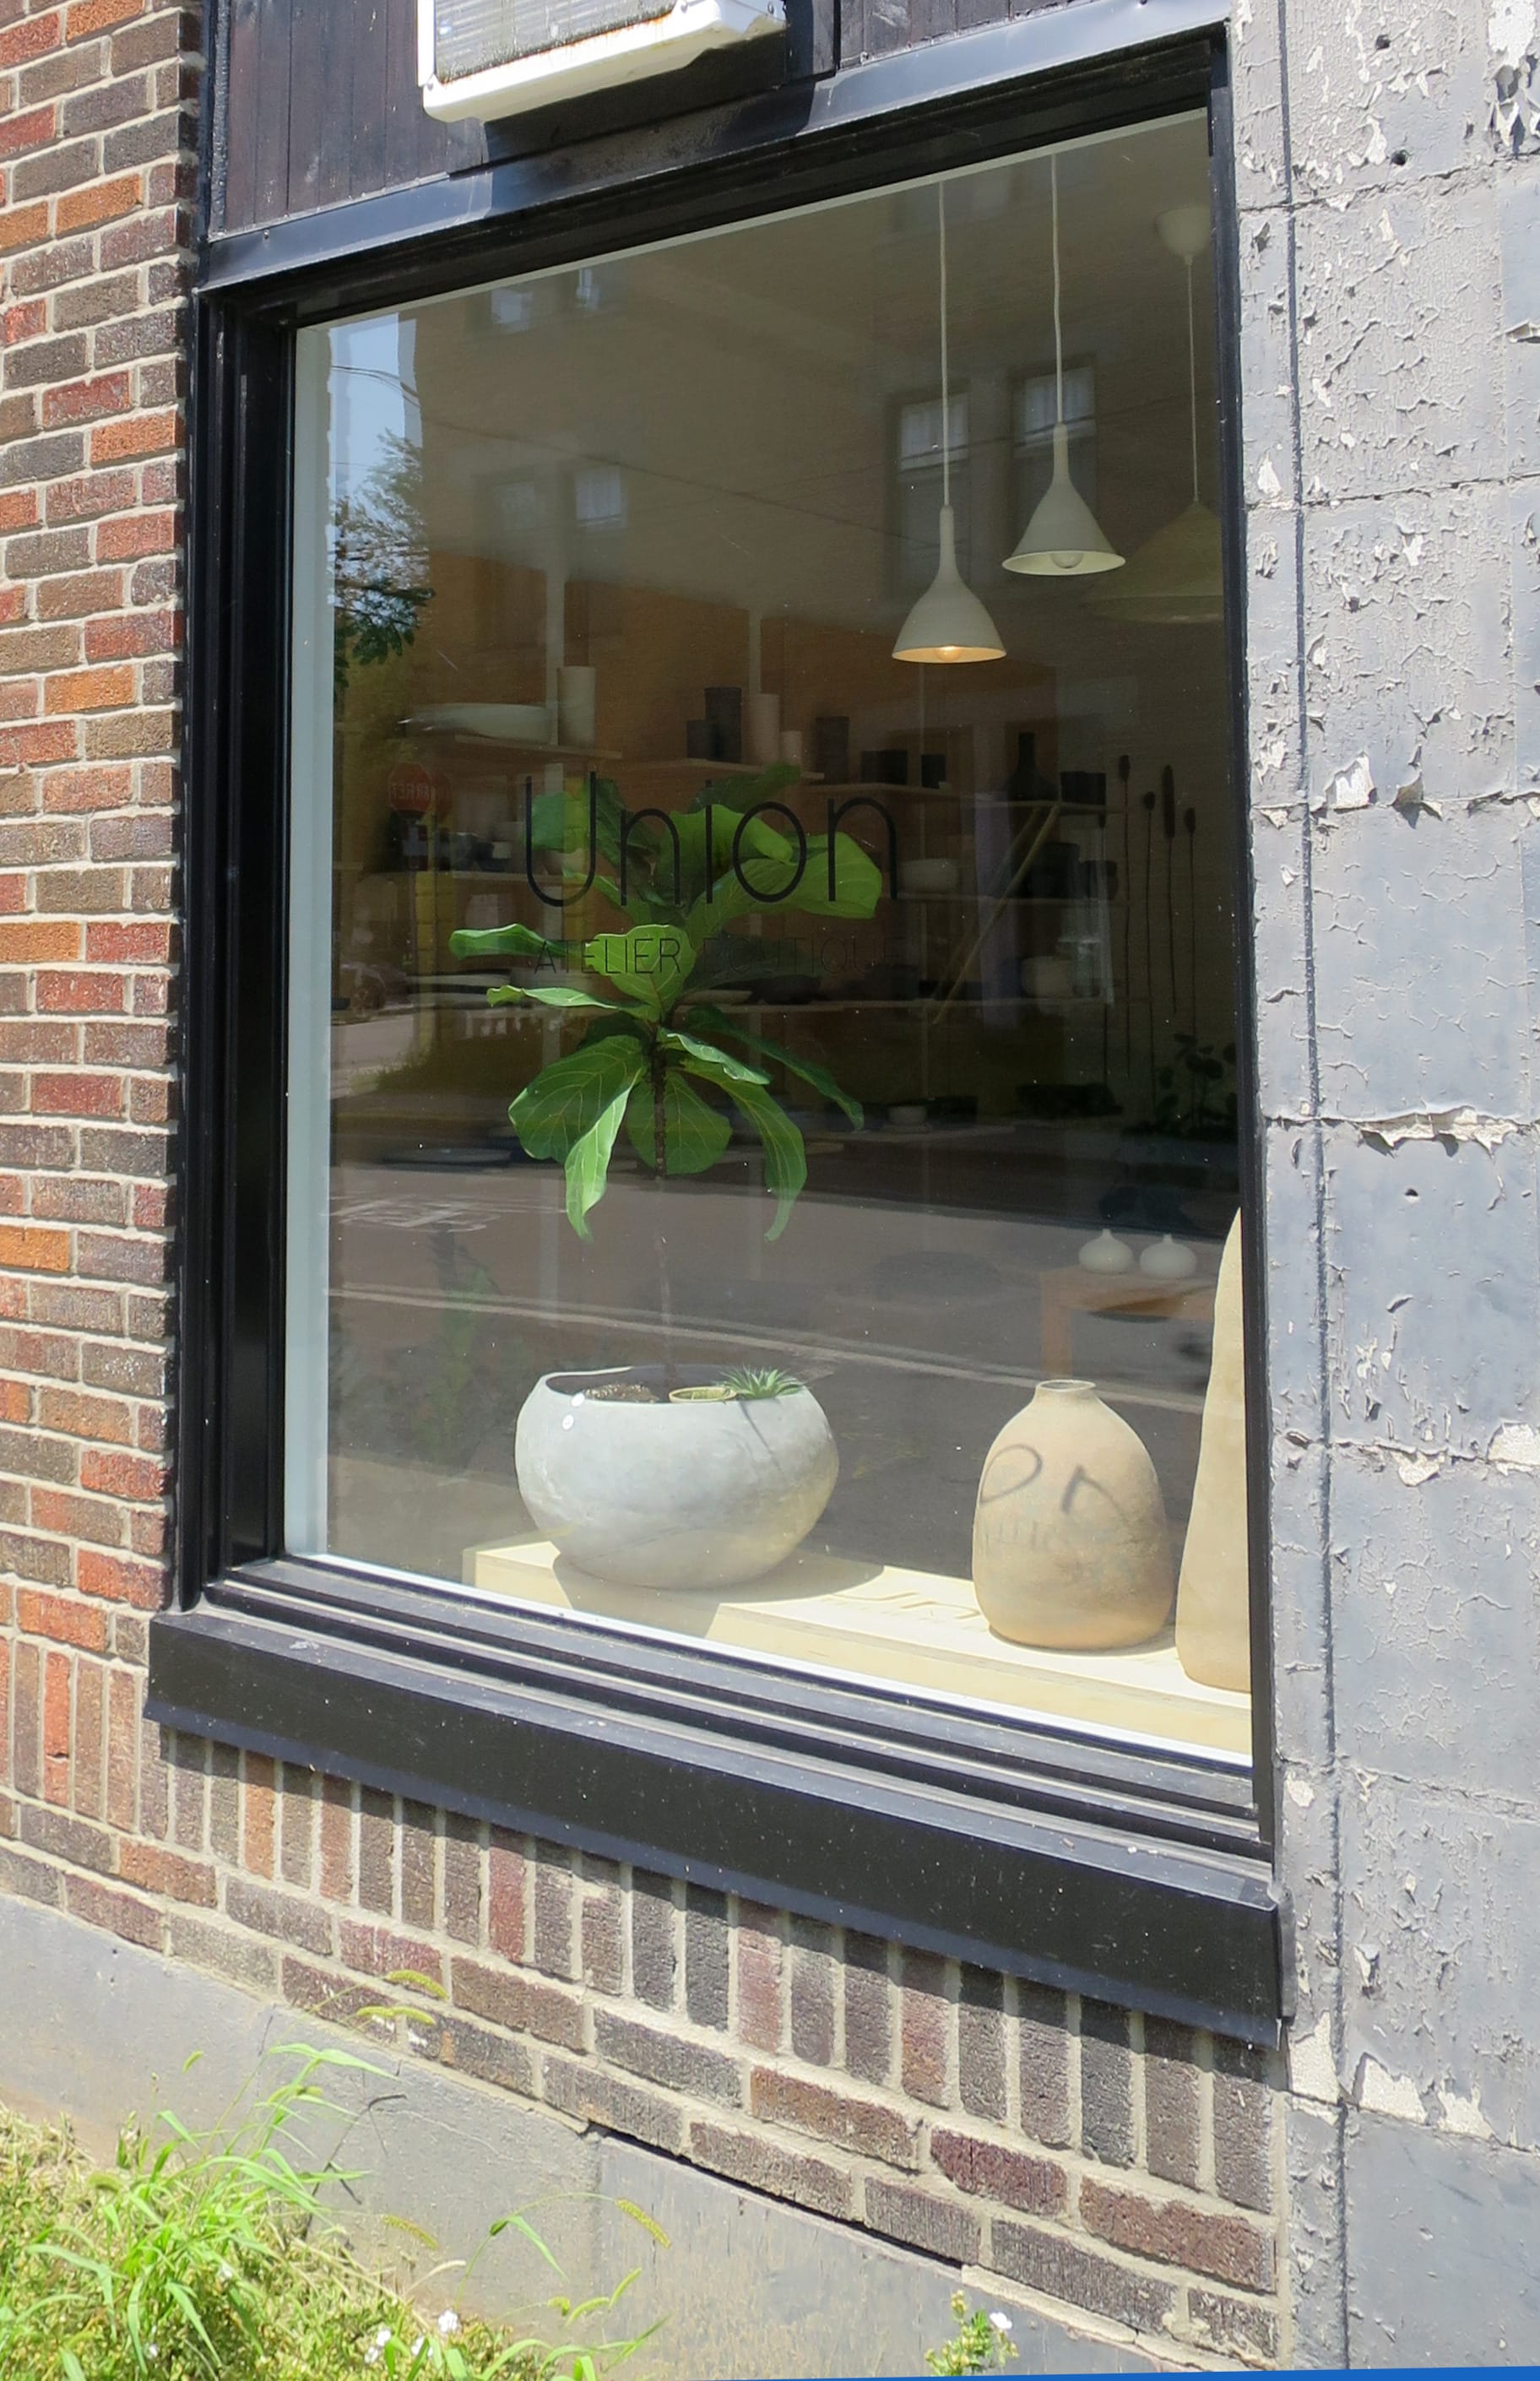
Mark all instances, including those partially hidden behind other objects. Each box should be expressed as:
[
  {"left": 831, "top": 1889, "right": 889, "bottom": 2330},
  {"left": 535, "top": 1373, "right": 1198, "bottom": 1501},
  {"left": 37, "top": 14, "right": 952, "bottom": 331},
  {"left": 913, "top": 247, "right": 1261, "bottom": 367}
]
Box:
[
  {"left": 1196, "top": 2028, "right": 1217, "bottom": 2198},
  {"left": 1066, "top": 1991, "right": 1084, "bottom": 2153},
  {"left": 1128, "top": 2005, "right": 1147, "bottom": 2171}
]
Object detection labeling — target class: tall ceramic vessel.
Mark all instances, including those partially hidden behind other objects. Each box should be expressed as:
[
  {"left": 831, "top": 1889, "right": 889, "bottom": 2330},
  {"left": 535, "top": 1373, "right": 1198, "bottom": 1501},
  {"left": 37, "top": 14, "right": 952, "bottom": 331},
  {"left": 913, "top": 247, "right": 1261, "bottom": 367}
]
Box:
[
  {"left": 972, "top": 1379, "right": 1174, "bottom": 1650},
  {"left": 1175, "top": 1215, "right": 1250, "bottom": 1689}
]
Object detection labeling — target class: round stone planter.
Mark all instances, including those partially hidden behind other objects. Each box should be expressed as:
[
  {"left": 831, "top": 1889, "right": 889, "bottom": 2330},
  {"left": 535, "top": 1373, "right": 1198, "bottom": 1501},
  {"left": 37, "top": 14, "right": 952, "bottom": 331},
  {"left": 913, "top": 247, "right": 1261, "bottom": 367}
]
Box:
[{"left": 514, "top": 1365, "right": 838, "bottom": 1592}]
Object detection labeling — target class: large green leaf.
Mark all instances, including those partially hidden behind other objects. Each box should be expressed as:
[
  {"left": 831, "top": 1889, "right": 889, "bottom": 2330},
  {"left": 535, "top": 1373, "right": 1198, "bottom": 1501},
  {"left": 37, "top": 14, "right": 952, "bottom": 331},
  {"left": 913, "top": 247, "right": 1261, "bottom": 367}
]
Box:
[
  {"left": 658, "top": 1026, "right": 767, "bottom": 1085},
  {"left": 487, "top": 983, "right": 642, "bottom": 1014},
  {"left": 684, "top": 853, "right": 797, "bottom": 942},
  {"left": 528, "top": 778, "right": 628, "bottom": 870},
  {"left": 508, "top": 1034, "right": 648, "bottom": 1165},
  {"left": 687, "top": 1007, "right": 863, "bottom": 1125},
  {"left": 530, "top": 785, "right": 697, "bottom": 923},
  {"left": 683, "top": 1056, "right": 807, "bottom": 1239},
  {"left": 625, "top": 1071, "right": 733, "bottom": 1176},
  {"left": 583, "top": 924, "right": 694, "bottom": 1016},
  {"left": 563, "top": 1073, "right": 639, "bottom": 1238},
  {"left": 673, "top": 801, "right": 793, "bottom": 876},
  {"left": 448, "top": 922, "right": 564, "bottom": 963},
  {"left": 794, "top": 833, "right": 884, "bottom": 918},
  {"left": 684, "top": 831, "right": 881, "bottom": 943}
]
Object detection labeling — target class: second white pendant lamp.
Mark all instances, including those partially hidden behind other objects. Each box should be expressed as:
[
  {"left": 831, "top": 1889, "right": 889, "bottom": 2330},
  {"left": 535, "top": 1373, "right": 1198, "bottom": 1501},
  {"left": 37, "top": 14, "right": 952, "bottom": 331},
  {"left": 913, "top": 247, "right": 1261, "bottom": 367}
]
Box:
[
  {"left": 1004, "top": 154, "right": 1123, "bottom": 578},
  {"left": 892, "top": 182, "right": 1005, "bottom": 666},
  {"left": 1095, "top": 202, "right": 1223, "bottom": 626}
]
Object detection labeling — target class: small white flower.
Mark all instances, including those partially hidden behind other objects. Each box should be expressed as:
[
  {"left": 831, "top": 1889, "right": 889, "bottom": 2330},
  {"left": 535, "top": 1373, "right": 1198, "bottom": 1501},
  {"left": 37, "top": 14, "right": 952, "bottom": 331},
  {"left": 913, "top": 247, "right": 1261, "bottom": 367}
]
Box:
[
  {"left": 218, "top": 2262, "right": 234, "bottom": 2285},
  {"left": 411, "top": 2339, "right": 425, "bottom": 2357},
  {"left": 364, "top": 2352, "right": 380, "bottom": 2370},
  {"left": 375, "top": 2326, "right": 393, "bottom": 2347},
  {"left": 437, "top": 2309, "right": 461, "bottom": 2336},
  {"left": 989, "top": 2312, "right": 1013, "bottom": 2335},
  {"left": 146, "top": 2351, "right": 160, "bottom": 2364}
]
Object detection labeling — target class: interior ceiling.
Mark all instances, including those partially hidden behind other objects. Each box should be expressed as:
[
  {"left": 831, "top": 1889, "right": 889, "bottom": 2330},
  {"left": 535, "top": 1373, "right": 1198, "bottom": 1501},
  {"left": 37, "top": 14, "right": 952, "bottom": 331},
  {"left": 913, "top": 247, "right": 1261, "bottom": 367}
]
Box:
[
  {"left": 405, "top": 111, "right": 1212, "bottom": 448},
  {"left": 648, "top": 117, "right": 1210, "bottom": 358},
  {"left": 343, "top": 112, "right": 1218, "bottom": 630}
]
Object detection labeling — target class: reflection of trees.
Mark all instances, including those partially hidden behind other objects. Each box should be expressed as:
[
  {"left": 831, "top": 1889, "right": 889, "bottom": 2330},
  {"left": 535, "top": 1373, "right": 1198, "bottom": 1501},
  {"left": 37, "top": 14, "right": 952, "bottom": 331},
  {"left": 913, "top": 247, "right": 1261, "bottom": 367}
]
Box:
[{"left": 332, "top": 431, "right": 433, "bottom": 697}]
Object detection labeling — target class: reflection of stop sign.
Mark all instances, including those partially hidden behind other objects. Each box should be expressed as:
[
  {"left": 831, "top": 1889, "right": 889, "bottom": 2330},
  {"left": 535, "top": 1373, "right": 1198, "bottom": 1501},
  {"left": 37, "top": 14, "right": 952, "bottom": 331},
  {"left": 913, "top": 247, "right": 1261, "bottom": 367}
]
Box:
[{"left": 388, "top": 761, "right": 442, "bottom": 814}]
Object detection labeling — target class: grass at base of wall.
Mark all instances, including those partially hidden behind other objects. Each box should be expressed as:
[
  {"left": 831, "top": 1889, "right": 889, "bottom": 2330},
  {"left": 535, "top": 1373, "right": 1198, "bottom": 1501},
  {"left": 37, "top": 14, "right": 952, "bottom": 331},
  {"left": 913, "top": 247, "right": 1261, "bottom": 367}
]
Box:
[{"left": 0, "top": 2044, "right": 658, "bottom": 2381}]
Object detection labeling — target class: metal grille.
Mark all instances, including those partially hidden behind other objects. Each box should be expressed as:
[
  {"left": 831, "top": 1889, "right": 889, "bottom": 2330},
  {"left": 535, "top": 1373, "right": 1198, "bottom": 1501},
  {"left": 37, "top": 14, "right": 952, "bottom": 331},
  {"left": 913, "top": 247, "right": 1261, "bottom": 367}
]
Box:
[{"left": 433, "top": 0, "right": 675, "bottom": 73}]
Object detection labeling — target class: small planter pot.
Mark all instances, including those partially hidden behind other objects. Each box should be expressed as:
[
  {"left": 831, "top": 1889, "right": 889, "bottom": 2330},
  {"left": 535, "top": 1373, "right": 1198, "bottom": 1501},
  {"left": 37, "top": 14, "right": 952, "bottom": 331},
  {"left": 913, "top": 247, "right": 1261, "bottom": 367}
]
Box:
[{"left": 514, "top": 1364, "right": 838, "bottom": 1592}]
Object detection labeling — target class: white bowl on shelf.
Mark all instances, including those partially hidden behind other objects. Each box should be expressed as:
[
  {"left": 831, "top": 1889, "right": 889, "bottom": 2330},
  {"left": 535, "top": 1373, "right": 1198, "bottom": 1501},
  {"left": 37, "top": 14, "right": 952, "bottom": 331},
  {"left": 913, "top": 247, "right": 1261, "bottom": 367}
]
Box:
[
  {"left": 416, "top": 702, "right": 554, "bottom": 744},
  {"left": 1139, "top": 1234, "right": 1198, "bottom": 1280}
]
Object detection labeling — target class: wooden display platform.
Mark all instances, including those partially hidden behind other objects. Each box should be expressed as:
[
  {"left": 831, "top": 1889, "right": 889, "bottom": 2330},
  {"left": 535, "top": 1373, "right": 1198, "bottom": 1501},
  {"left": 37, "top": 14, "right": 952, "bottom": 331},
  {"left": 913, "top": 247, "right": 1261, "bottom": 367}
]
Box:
[{"left": 467, "top": 1536, "right": 1250, "bottom": 1755}]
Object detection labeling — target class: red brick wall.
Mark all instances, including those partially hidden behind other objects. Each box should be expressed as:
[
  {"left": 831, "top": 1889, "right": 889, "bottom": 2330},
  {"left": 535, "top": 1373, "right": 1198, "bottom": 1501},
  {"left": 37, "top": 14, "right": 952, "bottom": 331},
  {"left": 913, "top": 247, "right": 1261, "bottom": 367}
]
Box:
[{"left": 0, "top": 9, "right": 1288, "bottom": 2367}]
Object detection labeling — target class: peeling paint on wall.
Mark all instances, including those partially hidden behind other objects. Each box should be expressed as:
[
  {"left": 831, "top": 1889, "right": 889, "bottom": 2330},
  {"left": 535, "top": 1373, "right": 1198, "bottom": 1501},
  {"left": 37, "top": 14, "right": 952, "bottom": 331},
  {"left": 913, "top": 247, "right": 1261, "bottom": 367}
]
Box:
[
  {"left": 1354, "top": 2058, "right": 1427, "bottom": 2124},
  {"left": 1490, "top": 0, "right": 1540, "bottom": 149},
  {"left": 1351, "top": 1108, "right": 1519, "bottom": 1151}
]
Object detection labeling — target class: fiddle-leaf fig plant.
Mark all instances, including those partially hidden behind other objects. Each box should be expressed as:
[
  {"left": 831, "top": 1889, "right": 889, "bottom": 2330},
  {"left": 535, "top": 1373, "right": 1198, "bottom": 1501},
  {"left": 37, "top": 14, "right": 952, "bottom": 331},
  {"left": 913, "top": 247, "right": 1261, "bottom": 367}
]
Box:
[{"left": 448, "top": 767, "right": 881, "bottom": 1242}]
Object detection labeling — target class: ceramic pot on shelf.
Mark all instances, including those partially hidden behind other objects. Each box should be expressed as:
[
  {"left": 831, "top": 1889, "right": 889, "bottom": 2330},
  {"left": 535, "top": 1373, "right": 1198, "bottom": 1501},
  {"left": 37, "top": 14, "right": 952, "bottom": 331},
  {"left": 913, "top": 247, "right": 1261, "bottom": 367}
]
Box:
[
  {"left": 972, "top": 1379, "right": 1174, "bottom": 1650},
  {"left": 556, "top": 666, "right": 597, "bottom": 748},
  {"left": 1175, "top": 1213, "right": 1250, "bottom": 1690},
  {"left": 515, "top": 1364, "right": 837, "bottom": 1593},
  {"left": 747, "top": 691, "right": 782, "bottom": 767}
]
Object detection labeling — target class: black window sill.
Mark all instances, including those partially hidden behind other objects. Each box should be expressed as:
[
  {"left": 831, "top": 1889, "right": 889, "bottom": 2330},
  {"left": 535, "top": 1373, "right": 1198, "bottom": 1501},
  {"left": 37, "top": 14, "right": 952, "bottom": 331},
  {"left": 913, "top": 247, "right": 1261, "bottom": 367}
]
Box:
[{"left": 149, "top": 1559, "right": 1289, "bottom": 2044}]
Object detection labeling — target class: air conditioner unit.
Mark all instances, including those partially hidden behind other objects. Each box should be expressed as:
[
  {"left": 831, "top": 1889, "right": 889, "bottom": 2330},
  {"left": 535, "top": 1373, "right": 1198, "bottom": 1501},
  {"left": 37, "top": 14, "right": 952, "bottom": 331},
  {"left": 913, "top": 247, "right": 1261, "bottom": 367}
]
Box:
[{"left": 419, "top": 0, "right": 784, "bottom": 122}]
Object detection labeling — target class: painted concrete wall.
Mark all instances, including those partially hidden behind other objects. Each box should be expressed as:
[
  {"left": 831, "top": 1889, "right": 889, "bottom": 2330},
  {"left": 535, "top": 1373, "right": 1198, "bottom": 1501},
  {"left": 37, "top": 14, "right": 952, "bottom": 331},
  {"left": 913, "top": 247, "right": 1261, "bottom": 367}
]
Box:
[{"left": 1235, "top": 0, "right": 1540, "bottom": 2361}]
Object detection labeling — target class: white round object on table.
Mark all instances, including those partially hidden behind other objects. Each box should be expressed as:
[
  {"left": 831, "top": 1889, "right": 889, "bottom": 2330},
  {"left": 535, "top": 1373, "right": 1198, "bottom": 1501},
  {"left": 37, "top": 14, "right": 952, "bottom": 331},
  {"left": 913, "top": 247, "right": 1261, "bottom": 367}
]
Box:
[
  {"left": 1078, "top": 1228, "right": 1135, "bottom": 1275},
  {"left": 1139, "top": 1234, "right": 1197, "bottom": 1280}
]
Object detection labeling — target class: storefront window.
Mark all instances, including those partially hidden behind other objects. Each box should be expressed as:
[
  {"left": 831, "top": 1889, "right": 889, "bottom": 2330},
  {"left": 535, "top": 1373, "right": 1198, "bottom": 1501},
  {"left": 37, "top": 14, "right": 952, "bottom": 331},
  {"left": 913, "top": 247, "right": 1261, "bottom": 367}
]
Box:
[{"left": 285, "top": 111, "right": 1252, "bottom": 1763}]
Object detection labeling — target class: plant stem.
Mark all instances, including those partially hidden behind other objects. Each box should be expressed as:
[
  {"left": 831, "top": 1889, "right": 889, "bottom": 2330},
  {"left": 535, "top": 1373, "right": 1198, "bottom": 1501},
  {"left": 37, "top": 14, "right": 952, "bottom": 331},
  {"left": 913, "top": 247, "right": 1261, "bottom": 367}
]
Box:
[{"left": 651, "top": 1042, "right": 676, "bottom": 1386}]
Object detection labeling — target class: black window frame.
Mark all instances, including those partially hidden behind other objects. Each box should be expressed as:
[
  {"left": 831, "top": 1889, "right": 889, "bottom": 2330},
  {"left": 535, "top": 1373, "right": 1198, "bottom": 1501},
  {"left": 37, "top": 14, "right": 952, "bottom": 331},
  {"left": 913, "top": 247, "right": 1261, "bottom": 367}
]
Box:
[{"left": 153, "top": 0, "right": 1289, "bottom": 2045}]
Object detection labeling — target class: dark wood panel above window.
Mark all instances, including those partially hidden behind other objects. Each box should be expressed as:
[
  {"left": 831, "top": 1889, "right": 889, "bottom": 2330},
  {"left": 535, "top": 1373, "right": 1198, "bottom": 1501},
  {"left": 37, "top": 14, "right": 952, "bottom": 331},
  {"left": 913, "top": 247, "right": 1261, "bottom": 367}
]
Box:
[{"left": 212, "top": 0, "right": 1097, "bottom": 236}]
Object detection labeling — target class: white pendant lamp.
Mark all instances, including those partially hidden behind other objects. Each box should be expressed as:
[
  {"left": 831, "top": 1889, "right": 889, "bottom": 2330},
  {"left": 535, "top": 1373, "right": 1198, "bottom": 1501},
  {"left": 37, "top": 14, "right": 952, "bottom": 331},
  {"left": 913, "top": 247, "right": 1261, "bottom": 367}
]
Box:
[
  {"left": 1097, "top": 203, "right": 1223, "bottom": 626},
  {"left": 893, "top": 183, "right": 1005, "bottom": 666},
  {"left": 1005, "top": 154, "right": 1123, "bottom": 578}
]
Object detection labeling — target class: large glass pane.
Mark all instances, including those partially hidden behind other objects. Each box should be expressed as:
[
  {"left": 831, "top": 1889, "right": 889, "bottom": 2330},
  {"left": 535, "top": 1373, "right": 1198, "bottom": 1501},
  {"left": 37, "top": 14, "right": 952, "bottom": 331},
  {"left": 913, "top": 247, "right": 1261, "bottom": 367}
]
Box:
[{"left": 288, "top": 115, "right": 1253, "bottom": 1761}]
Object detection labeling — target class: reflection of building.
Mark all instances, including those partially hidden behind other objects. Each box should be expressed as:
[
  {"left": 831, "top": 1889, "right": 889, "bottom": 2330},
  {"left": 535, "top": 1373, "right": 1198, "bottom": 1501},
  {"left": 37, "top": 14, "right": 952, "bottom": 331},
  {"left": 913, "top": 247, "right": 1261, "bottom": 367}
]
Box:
[{"left": 0, "top": 3, "right": 1535, "bottom": 2373}]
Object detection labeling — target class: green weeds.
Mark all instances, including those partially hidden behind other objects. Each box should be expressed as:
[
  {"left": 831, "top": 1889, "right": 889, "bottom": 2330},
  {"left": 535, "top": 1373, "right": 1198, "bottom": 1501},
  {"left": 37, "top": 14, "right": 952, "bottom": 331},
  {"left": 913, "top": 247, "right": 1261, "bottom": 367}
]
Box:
[
  {"left": 0, "top": 2045, "right": 660, "bottom": 2381},
  {"left": 925, "top": 2290, "right": 1018, "bottom": 2375}
]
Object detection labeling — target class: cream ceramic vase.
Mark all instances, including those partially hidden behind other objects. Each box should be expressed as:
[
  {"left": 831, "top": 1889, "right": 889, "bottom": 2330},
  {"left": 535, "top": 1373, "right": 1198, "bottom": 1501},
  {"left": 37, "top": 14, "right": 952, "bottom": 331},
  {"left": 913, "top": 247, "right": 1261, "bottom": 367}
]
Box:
[
  {"left": 972, "top": 1379, "right": 1175, "bottom": 1650},
  {"left": 1175, "top": 1214, "right": 1250, "bottom": 1689}
]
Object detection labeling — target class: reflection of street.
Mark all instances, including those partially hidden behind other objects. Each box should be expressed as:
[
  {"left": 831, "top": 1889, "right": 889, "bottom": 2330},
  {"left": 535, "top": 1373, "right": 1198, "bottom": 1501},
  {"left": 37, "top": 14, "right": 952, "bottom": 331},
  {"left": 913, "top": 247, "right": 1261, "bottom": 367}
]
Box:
[{"left": 322, "top": 1158, "right": 1217, "bottom": 1596}]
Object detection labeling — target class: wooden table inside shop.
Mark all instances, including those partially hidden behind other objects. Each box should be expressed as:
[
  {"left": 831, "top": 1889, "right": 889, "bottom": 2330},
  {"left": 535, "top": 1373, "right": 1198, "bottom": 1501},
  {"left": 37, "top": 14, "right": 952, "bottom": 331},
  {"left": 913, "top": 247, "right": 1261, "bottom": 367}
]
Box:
[{"left": 1038, "top": 1265, "right": 1216, "bottom": 1375}]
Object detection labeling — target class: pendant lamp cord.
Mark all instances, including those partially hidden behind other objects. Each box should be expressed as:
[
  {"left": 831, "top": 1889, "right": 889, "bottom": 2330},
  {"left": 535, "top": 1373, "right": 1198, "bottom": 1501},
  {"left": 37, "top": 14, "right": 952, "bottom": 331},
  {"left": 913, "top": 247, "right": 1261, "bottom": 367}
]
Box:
[
  {"left": 1051, "top": 151, "right": 1064, "bottom": 428},
  {"left": 1185, "top": 252, "right": 1199, "bottom": 504},
  {"left": 938, "top": 180, "right": 951, "bottom": 508}
]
